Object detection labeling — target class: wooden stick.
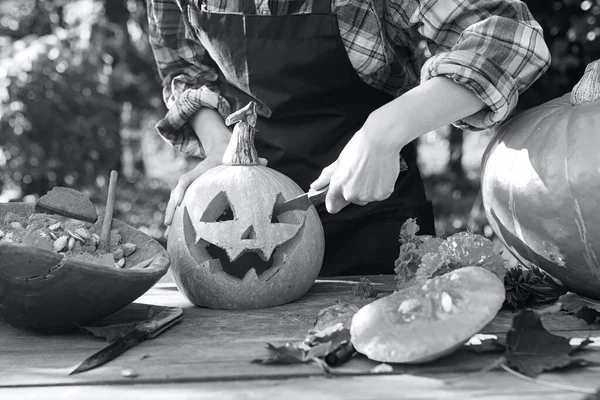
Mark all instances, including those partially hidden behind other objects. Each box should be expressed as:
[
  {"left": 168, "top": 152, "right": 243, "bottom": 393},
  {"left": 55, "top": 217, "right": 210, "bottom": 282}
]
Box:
[{"left": 100, "top": 170, "right": 119, "bottom": 245}]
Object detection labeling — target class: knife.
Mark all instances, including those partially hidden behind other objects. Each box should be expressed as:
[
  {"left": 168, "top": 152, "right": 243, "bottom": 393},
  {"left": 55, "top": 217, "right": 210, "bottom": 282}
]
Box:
[
  {"left": 70, "top": 307, "right": 183, "bottom": 375},
  {"left": 272, "top": 156, "right": 410, "bottom": 217},
  {"left": 272, "top": 185, "right": 329, "bottom": 216}
]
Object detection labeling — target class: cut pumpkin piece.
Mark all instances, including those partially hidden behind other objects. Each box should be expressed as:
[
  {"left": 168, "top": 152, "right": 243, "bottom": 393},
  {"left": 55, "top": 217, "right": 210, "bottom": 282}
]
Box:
[
  {"left": 350, "top": 266, "right": 505, "bottom": 363},
  {"left": 35, "top": 186, "right": 98, "bottom": 223}
]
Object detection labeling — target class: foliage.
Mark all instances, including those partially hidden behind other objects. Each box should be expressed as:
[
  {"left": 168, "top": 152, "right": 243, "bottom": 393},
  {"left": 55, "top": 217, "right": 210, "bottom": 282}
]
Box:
[
  {"left": 559, "top": 293, "right": 600, "bottom": 324},
  {"left": 394, "top": 218, "right": 506, "bottom": 290},
  {"left": 0, "top": 29, "right": 121, "bottom": 195},
  {"left": 0, "top": 0, "right": 161, "bottom": 199}
]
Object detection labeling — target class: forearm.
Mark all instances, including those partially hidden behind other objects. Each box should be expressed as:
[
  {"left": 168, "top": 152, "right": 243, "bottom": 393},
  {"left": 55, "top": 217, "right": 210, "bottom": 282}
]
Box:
[
  {"left": 364, "top": 76, "right": 486, "bottom": 153},
  {"left": 190, "top": 108, "right": 231, "bottom": 157}
]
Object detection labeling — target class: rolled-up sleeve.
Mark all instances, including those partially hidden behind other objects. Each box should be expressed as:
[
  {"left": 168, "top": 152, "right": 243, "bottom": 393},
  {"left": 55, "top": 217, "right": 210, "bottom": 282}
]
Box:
[
  {"left": 387, "top": 0, "right": 551, "bottom": 130},
  {"left": 147, "top": 0, "right": 231, "bottom": 157}
]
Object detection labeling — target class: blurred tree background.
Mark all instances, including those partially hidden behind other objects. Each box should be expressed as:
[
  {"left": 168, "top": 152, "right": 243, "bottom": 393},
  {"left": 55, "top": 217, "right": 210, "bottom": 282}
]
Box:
[{"left": 1, "top": 0, "right": 599, "bottom": 248}]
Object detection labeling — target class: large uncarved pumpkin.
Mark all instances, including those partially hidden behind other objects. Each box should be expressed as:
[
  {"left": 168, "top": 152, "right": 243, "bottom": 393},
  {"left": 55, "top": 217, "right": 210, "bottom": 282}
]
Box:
[
  {"left": 481, "top": 60, "right": 600, "bottom": 300},
  {"left": 167, "top": 102, "right": 325, "bottom": 309},
  {"left": 350, "top": 267, "right": 505, "bottom": 363}
]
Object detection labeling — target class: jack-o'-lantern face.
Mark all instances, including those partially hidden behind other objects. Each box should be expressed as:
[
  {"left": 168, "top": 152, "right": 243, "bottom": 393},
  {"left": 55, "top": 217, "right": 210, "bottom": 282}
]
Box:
[
  {"left": 182, "top": 186, "right": 305, "bottom": 280},
  {"left": 167, "top": 103, "right": 325, "bottom": 309}
]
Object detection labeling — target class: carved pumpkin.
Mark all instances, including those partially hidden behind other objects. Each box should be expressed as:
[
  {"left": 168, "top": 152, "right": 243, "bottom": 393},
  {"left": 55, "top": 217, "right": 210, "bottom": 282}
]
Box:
[
  {"left": 167, "top": 102, "right": 325, "bottom": 309},
  {"left": 350, "top": 267, "right": 505, "bottom": 363},
  {"left": 481, "top": 60, "right": 600, "bottom": 299}
]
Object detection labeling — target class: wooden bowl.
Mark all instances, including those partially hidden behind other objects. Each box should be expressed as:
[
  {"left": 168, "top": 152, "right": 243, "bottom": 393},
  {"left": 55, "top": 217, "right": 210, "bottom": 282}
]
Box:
[{"left": 0, "top": 203, "right": 170, "bottom": 334}]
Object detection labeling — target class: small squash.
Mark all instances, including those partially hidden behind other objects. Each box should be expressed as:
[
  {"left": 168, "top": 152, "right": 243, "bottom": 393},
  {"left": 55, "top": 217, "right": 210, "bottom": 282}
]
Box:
[
  {"left": 167, "top": 102, "right": 325, "bottom": 309},
  {"left": 481, "top": 60, "right": 600, "bottom": 299},
  {"left": 350, "top": 267, "right": 505, "bottom": 363}
]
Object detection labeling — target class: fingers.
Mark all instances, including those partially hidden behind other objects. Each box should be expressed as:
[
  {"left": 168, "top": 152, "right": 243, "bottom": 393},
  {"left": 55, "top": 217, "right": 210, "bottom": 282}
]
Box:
[
  {"left": 164, "top": 174, "right": 192, "bottom": 226},
  {"left": 310, "top": 163, "right": 335, "bottom": 191},
  {"left": 164, "top": 161, "right": 216, "bottom": 226},
  {"left": 325, "top": 181, "right": 351, "bottom": 214}
]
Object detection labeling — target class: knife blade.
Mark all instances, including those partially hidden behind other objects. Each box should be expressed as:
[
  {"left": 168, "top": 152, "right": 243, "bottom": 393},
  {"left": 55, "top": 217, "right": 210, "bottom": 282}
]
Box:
[
  {"left": 272, "top": 185, "right": 329, "bottom": 217},
  {"left": 70, "top": 307, "right": 183, "bottom": 375}
]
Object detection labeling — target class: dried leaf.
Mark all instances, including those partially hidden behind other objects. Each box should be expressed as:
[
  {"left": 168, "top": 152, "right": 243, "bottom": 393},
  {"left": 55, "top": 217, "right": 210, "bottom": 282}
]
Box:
[
  {"left": 504, "top": 309, "right": 588, "bottom": 377},
  {"left": 559, "top": 293, "right": 600, "bottom": 324},
  {"left": 305, "top": 323, "right": 351, "bottom": 350},
  {"left": 351, "top": 277, "right": 377, "bottom": 299},
  {"left": 251, "top": 343, "right": 320, "bottom": 365},
  {"left": 313, "top": 302, "right": 359, "bottom": 331}
]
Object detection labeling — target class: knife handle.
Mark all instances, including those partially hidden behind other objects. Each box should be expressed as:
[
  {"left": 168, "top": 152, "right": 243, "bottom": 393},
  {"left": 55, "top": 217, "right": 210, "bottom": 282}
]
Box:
[
  {"left": 138, "top": 307, "right": 183, "bottom": 338},
  {"left": 307, "top": 185, "right": 329, "bottom": 206}
]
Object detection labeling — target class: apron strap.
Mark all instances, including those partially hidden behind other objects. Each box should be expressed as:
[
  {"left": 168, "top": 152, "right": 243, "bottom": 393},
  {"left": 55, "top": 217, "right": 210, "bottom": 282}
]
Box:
[{"left": 312, "top": 0, "right": 332, "bottom": 15}]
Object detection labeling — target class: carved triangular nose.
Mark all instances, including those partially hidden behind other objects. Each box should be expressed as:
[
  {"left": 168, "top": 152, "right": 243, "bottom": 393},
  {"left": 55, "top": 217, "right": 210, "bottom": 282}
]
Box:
[{"left": 240, "top": 225, "right": 256, "bottom": 240}]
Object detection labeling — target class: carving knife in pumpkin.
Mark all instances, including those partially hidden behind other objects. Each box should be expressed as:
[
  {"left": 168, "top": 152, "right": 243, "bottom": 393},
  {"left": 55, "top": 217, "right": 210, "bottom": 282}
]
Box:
[
  {"left": 70, "top": 307, "right": 183, "bottom": 375},
  {"left": 272, "top": 185, "right": 329, "bottom": 216},
  {"left": 272, "top": 156, "right": 409, "bottom": 217}
]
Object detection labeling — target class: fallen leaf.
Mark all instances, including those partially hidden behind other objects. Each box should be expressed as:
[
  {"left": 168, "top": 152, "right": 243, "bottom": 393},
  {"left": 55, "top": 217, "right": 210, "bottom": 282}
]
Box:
[
  {"left": 252, "top": 343, "right": 310, "bottom": 365},
  {"left": 559, "top": 293, "right": 600, "bottom": 324},
  {"left": 504, "top": 309, "right": 588, "bottom": 377},
  {"left": 305, "top": 323, "right": 350, "bottom": 348},
  {"left": 313, "top": 302, "right": 359, "bottom": 331}
]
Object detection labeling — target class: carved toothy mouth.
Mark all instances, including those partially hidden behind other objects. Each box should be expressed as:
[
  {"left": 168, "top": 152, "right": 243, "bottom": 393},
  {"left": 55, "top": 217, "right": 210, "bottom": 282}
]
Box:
[
  {"left": 203, "top": 242, "right": 276, "bottom": 279},
  {"left": 182, "top": 192, "right": 306, "bottom": 282}
]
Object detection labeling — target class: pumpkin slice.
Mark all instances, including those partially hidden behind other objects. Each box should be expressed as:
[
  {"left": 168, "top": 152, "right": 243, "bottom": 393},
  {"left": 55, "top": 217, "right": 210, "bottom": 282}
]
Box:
[
  {"left": 35, "top": 186, "right": 98, "bottom": 223},
  {"left": 350, "top": 266, "right": 505, "bottom": 363}
]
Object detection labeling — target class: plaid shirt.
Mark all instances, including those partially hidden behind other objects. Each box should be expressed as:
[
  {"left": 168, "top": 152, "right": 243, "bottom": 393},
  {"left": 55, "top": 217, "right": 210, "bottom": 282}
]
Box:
[{"left": 148, "top": 0, "right": 550, "bottom": 157}]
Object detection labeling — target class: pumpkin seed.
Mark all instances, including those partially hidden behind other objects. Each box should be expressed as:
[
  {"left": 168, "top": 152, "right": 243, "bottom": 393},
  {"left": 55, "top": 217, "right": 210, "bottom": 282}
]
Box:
[
  {"left": 49, "top": 231, "right": 58, "bottom": 240},
  {"left": 68, "top": 236, "right": 76, "bottom": 251},
  {"left": 120, "top": 368, "right": 138, "bottom": 378},
  {"left": 397, "top": 298, "right": 420, "bottom": 314},
  {"left": 113, "top": 248, "right": 124, "bottom": 260},
  {"left": 440, "top": 292, "right": 453, "bottom": 313},
  {"left": 116, "top": 258, "right": 126, "bottom": 268},
  {"left": 10, "top": 221, "right": 23, "bottom": 229},
  {"left": 75, "top": 227, "right": 92, "bottom": 240},
  {"left": 48, "top": 222, "right": 61, "bottom": 231},
  {"left": 67, "top": 229, "right": 84, "bottom": 242},
  {"left": 121, "top": 243, "right": 137, "bottom": 257},
  {"left": 53, "top": 236, "right": 68, "bottom": 251}
]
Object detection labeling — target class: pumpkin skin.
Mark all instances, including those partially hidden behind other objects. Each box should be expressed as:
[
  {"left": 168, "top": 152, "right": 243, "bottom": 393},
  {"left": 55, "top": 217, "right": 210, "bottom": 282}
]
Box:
[
  {"left": 350, "top": 267, "right": 505, "bottom": 363},
  {"left": 481, "top": 61, "right": 600, "bottom": 299},
  {"left": 167, "top": 102, "right": 325, "bottom": 309}
]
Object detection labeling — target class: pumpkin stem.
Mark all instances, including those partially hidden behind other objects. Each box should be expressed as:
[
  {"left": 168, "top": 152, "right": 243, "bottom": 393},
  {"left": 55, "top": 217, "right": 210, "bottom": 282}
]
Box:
[
  {"left": 222, "top": 101, "right": 260, "bottom": 166},
  {"left": 571, "top": 60, "right": 600, "bottom": 105}
]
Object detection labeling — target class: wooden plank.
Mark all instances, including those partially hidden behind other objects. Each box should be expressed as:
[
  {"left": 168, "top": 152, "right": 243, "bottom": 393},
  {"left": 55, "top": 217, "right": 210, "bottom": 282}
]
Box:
[
  {"left": 0, "top": 276, "right": 599, "bottom": 389},
  {"left": 1, "top": 370, "right": 598, "bottom": 400}
]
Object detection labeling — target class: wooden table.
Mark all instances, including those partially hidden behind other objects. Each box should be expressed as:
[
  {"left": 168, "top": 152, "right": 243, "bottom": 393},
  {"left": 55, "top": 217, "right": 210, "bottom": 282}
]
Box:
[{"left": 1, "top": 274, "right": 599, "bottom": 399}]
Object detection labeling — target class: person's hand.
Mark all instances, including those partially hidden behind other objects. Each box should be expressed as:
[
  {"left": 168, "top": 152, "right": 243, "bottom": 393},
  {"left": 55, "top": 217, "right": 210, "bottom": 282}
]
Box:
[
  {"left": 164, "top": 152, "right": 223, "bottom": 229},
  {"left": 164, "top": 108, "right": 267, "bottom": 232},
  {"left": 310, "top": 126, "right": 402, "bottom": 214}
]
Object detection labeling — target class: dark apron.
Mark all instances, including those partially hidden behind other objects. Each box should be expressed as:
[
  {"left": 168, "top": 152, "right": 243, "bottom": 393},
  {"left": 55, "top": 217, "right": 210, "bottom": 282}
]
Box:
[{"left": 186, "top": 0, "right": 435, "bottom": 276}]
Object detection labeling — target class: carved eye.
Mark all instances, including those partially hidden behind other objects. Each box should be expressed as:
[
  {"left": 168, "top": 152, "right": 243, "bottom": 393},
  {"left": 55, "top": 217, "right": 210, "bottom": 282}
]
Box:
[{"left": 200, "top": 192, "right": 235, "bottom": 222}]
